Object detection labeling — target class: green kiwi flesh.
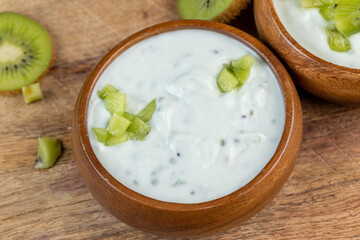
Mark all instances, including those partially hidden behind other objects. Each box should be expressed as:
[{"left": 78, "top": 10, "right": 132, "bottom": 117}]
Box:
[
  {"left": 177, "top": 0, "right": 234, "bottom": 20},
  {"left": 301, "top": 0, "right": 339, "bottom": 8},
  {"left": 326, "top": 27, "right": 352, "bottom": 52},
  {"left": 0, "top": 12, "right": 52, "bottom": 91},
  {"left": 319, "top": 4, "right": 337, "bottom": 21},
  {"left": 21, "top": 82, "right": 43, "bottom": 104},
  {"left": 35, "top": 137, "right": 61, "bottom": 169},
  {"left": 334, "top": 0, "right": 360, "bottom": 35}
]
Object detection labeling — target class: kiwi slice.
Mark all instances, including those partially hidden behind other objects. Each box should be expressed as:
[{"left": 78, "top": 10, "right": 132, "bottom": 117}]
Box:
[
  {"left": 334, "top": 0, "right": 360, "bottom": 35},
  {"left": 0, "top": 12, "right": 52, "bottom": 92},
  {"left": 326, "top": 28, "right": 352, "bottom": 52},
  {"left": 35, "top": 137, "right": 61, "bottom": 169},
  {"left": 176, "top": 0, "right": 250, "bottom": 23}
]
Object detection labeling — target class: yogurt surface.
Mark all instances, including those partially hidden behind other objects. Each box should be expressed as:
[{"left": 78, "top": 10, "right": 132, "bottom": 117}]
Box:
[
  {"left": 87, "top": 29, "right": 285, "bottom": 203},
  {"left": 273, "top": 0, "right": 360, "bottom": 69}
]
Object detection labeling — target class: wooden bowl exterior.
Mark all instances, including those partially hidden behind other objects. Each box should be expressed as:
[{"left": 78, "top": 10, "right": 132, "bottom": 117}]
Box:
[
  {"left": 72, "top": 20, "right": 303, "bottom": 238},
  {"left": 254, "top": 0, "right": 360, "bottom": 105}
]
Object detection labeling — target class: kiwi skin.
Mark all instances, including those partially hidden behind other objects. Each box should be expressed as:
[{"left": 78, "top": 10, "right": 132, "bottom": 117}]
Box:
[
  {"left": 0, "top": 12, "right": 54, "bottom": 94},
  {"left": 212, "top": 0, "right": 252, "bottom": 23}
]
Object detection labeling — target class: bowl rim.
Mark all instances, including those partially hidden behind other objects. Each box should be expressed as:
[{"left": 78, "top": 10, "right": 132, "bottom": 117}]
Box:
[
  {"left": 268, "top": 0, "right": 360, "bottom": 73},
  {"left": 75, "top": 19, "right": 299, "bottom": 211}
]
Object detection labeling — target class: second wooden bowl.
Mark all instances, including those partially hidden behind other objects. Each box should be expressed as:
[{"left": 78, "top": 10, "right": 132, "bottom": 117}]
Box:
[
  {"left": 254, "top": 0, "right": 360, "bottom": 105},
  {"left": 72, "top": 20, "right": 303, "bottom": 238}
]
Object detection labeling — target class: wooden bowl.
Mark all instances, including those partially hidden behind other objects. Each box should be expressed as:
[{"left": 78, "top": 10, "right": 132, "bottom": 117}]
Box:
[
  {"left": 254, "top": 0, "right": 360, "bottom": 105},
  {"left": 72, "top": 20, "right": 303, "bottom": 238}
]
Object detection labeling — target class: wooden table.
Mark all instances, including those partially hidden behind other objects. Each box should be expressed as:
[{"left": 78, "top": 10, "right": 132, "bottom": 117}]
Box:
[{"left": 1, "top": 1, "right": 360, "bottom": 239}]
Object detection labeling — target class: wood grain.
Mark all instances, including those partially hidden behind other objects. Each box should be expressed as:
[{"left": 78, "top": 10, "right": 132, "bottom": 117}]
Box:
[{"left": 1, "top": 0, "right": 360, "bottom": 239}]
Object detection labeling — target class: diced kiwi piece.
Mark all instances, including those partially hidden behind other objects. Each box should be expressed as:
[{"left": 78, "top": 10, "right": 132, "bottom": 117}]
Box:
[
  {"left": 0, "top": 12, "right": 52, "bottom": 92},
  {"left": 216, "top": 65, "right": 239, "bottom": 93},
  {"left": 127, "top": 117, "right": 151, "bottom": 140},
  {"left": 92, "top": 128, "right": 110, "bottom": 143},
  {"left": 137, "top": 99, "right": 156, "bottom": 122},
  {"left": 126, "top": 131, "right": 136, "bottom": 140},
  {"left": 334, "top": 0, "right": 360, "bottom": 35},
  {"left": 35, "top": 137, "right": 61, "bottom": 169},
  {"left": 233, "top": 68, "right": 251, "bottom": 85},
  {"left": 105, "top": 134, "right": 128, "bottom": 146},
  {"left": 301, "top": 0, "right": 337, "bottom": 8},
  {"left": 319, "top": 4, "right": 337, "bottom": 21},
  {"left": 301, "top": 0, "right": 326, "bottom": 8},
  {"left": 326, "top": 28, "right": 352, "bottom": 52},
  {"left": 104, "top": 92, "right": 126, "bottom": 115},
  {"left": 106, "top": 113, "right": 131, "bottom": 136},
  {"left": 97, "top": 84, "right": 119, "bottom": 99},
  {"left": 123, "top": 112, "right": 135, "bottom": 121},
  {"left": 21, "top": 82, "right": 43, "bottom": 104},
  {"left": 176, "top": 0, "right": 248, "bottom": 23},
  {"left": 230, "top": 54, "right": 255, "bottom": 70},
  {"left": 230, "top": 54, "right": 254, "bottom": 85}
]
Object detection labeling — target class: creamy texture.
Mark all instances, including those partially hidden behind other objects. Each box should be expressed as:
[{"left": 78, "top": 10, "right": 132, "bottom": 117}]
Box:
[
  {"left": 274, "top": 0, "right": 360, "bottom": 69},
  {"left": 87, "top": 29, "right": 285, "bottom": 203}
]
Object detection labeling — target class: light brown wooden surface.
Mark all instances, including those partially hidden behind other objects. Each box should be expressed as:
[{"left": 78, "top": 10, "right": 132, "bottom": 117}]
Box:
[{"left": 1, "top": 1, "right": 359, "bottom": 239}]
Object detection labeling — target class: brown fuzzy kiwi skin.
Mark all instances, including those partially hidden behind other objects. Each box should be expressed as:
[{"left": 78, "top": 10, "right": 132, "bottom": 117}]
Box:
[
  {"left": 213, "top": 0, "right": 252, "bottom": 23},
  {"left": 0, "top": 15, "right": 54, "bottom": 95}
]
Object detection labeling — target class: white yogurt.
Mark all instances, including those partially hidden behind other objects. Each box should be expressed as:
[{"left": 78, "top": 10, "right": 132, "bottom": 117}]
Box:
[
  {"left": 274, "top": 0, "right": 360, "bottom": 69},
  {"left": 87, "top": 29, "right": 285, "bottom": 203}
]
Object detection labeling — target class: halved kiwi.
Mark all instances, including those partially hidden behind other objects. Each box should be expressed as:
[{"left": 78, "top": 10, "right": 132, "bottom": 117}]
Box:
[
  {"left": 0, "top": 12, "right": 53, "bottom": 92},
  {"left": 176, "top": 0, "right": 251, "bottom": 23}
]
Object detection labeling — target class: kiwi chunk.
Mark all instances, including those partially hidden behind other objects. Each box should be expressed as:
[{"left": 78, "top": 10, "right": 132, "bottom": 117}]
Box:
[
  {"left": 0, "top": 12, "right": 52, "bottom": 92},
  {"left": 233, "top": 68, "right": 250, "bottom": 85},
  {"left": 106, "top": 113, "right": 131, "bottom": 136},
  {"left": 123, "top": 112, "right": 135, "bottom": 121},
  {"left": 21, "top": 82, "right": 43, "bottom": 104},
  {"left": 230, "top": 54, "right": 255, "bottom": 70},
  {"left": 92, "top": 128, "right": 110, "bottom": 143},
  {"left": 301, "top": 0, "right": 338, "bottom": 8},
  {"left": 326, "top": 28, "right": 352, "bottom": 52},
  {"left": 98, "top": 84, "right": 119, "bottom": 99},
  {"left": 230, "top": 54, "right": 254, "bottom": 85},
  {"left": 137, "top": 99, "right": 156, "bottom": 122},
  {"left": 127, "top": 117, "right": 151, "bottom": 140},
  {"left": 319, "top": 4, "right": 337, "bottom": 21},
  {"left": 334, "top": 0, "right": 360, "bottom": 35},
  {"left": 104, "top": 92, "right": 126, "bottom": 115},
  {"left": 105, "top": 134, "right": 128, "bottom": 146},
  {"left": 35, "top": 137, "right": 61, "bottom": 169},
  {"left": 176, "top": 0, "right": 249, "bottom": 23},
  {"left": 216, "top": 65, "right": 239, "bottom": 93}
]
